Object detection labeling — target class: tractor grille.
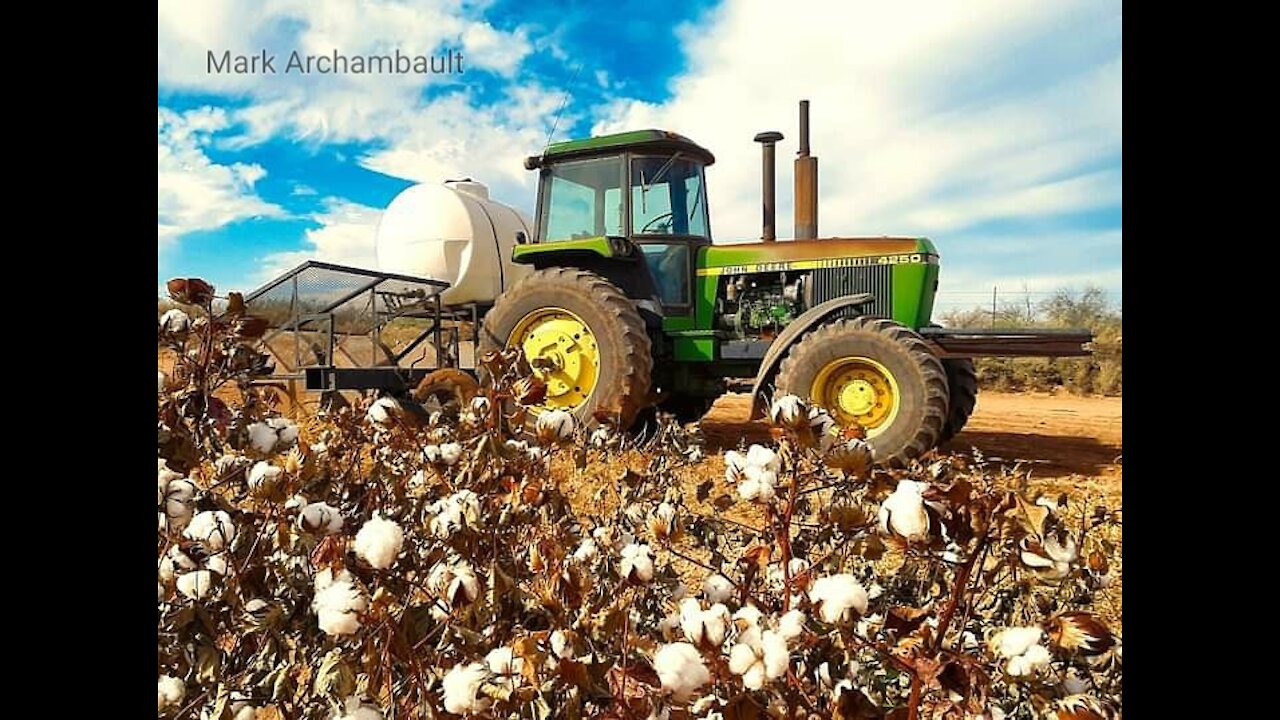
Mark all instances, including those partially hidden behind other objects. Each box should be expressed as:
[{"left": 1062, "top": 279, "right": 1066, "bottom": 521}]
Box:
[{"left": 810, "top": 265, "right": 893, "bottom": 317}]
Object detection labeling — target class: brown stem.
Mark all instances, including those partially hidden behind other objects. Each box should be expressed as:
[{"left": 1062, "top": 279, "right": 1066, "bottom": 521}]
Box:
[{"left": 933, "top": 530, "right": 991, "bottom": 652}]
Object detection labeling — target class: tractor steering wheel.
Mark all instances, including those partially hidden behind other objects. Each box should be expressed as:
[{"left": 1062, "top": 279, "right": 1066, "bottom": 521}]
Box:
[{"left": 640, "top": 212, "right": 675, "bottom": 234}]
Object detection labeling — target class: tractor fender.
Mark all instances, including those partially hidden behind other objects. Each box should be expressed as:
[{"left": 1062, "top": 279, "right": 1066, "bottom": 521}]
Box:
[{"left": 749, "top": 293, "right": 876, "bottom": 417}]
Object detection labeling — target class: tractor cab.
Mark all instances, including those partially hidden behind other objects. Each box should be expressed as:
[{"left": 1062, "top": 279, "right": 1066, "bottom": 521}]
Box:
[{"left": 522, "top": 130, "right": 715, "bottom": 311}]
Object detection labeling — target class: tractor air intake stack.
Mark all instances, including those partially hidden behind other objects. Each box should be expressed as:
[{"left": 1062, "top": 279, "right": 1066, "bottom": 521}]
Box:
[
  {"left": 754, "top": 130, "right": 784, "bottom": 242},
  {"left": 794, "top": 100, "right": 818, "bottom": 239}
]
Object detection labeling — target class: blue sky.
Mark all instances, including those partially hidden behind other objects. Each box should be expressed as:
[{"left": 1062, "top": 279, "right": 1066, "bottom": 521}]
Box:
[{"left": 158, "top": 0, "right": 1121, "bottom": 314}]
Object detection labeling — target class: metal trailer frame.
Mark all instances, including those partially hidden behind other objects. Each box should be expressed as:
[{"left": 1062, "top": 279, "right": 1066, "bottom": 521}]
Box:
[{"left": 242, "top": 260, "right": 468, "bottom": 395}]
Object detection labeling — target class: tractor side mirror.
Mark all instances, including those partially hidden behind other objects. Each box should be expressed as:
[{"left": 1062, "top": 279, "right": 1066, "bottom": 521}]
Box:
[{"left": 515, "top": 231, "right": 527, "bottom": 245}]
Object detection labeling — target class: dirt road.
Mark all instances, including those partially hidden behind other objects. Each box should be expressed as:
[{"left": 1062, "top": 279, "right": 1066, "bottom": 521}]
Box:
[{"left": 701, "top": 391, "right": 1122, "bottom": 485}]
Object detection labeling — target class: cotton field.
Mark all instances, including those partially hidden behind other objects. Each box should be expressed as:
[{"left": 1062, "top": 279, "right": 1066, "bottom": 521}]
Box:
[{"left": 157, "top": 280, "right": 1121, "bottom": 719}]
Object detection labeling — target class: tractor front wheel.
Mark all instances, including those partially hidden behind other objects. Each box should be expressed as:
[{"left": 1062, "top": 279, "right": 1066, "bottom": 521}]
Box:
[
  {"left": 773, "top": 317, "right": 949, "bottom": 467},
  {"left": 478, "top": 268, "right": 653, "bottom": 430}
]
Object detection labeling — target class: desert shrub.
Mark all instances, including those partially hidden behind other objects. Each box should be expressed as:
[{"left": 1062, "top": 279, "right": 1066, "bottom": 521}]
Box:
[
  {"left": 941, "top": 286, "right": 1122, "bottom": 396},
  {"left": 158, "top": 278, "right": 1122, "bottom": 719}
]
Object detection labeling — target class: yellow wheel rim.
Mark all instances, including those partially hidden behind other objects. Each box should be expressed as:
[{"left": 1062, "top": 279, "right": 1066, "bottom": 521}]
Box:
[
  {"left": 810, "top": 356, "right": 900, "bottom": 437},
  {"left": 508, "top": 307, "right": 599, "bottom": 411}
]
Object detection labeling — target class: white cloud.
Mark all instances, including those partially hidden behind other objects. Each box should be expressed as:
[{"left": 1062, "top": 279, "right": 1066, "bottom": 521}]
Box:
[
  {"left": 157, "top": 107, "right": 284, "bottom": 247},
  {"left": 592, "top": 0, "right": 1121, "bottom": 244},
  {"left": 258, "top": 198, "right": 382, "bottom": 281}
]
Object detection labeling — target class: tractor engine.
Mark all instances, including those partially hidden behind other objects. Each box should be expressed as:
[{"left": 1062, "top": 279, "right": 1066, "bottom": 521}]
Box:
[{"left": 718, "top": 273, "right": 805, "bottom": 340}]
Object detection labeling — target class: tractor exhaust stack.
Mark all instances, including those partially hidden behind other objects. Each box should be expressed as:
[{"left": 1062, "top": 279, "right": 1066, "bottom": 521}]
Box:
[
  {"left": 794, "top": 100, "right": 818, "bottom": 239},
  {"left": 754, "top": 130, "right": 784, "bottom": 242}
]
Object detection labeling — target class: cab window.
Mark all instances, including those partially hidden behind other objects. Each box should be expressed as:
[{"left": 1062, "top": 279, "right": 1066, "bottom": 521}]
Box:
[{"left": 538, "top": 157, "right": 624, "bottom": 241}]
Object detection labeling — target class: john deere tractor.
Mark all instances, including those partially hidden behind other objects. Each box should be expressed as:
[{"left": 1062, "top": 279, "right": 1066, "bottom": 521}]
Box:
[
  {"left": 473, "top": 101, "right": 1089, "bottom": 465},
  {"left": 249, "top": 100, "right": 1090, "bottom": 466}
]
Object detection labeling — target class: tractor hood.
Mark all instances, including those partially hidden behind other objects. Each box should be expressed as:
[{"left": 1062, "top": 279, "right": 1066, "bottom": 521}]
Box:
[{"left": 697, "top": 237, "right": 938, "bottom": 276}]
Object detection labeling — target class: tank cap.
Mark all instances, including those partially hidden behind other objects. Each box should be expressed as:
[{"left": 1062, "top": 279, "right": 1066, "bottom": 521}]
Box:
[{"left": 445, "top": 178, "right": 489, "bottom": 199}]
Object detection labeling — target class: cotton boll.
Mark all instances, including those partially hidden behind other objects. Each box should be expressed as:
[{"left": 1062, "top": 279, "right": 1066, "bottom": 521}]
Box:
[
  {"left": 761, "top": 630, "right": 790, "bottom": 680},
  {"left": 470, "top": 395, "right": 491, "bottom": 417},
  {"left": 590, "top": 426, "right": 612, "bottom": 448},
  {"left": 679, "top": 599, "right": 730, "bottom": 648},
  {"left": 157, "top": 675, "right": 185, "bottom": 712},
  {"left": 298, "top": 502, "right": 344, "bottom": 534},
  {"left": 989, "top": 627, "right": 1043, "bottom": 658},
  {"left": 653, "top": 643, "right": 710, "bottom": 701},
  {"left": 620, "top": 543, "right": 656, "bottom": 584},
  {"left": 328, "top": 696, "right": 384, "bottom": 720},
  {"left": 878, "top": 480, "right": 931, "bottom": 540},
  {"left": 733, "top": 604, "right": 763, "bottom": 629},
  {"left": 159, "top": 308, "right": 190, "bottom": 335},
  {"left": 422, "top": 444, "right": 442, "bottom": 464},
  {"left": 550, "top": 630, "right": 575, "bottom": 659},
  {"left": 439, "top": 442, "right": 463, "bottom": 466},
  {"left": 573, "top": 538, "right": 599, "bottom": 564},
  {"left": 367, "top": 397, "right": 402, "bottom": 426},
  {"left": 247, "top": 461, "right": 282, "bottom": 494},
  {"left": 809, "top": 575, "right": 869, "bottom": 625},
  {"left": 204, "top": 553, "right": 228, "bottom": 576},
  {"left": 354, "top": 514, "right": 404, "bottom": 570},
  {"left": 728, "top": 627, "right": 787, "bottom": 690},
  {"left": 740, "top": 465, "right": 777, "bottom": 503},
  {"left": 428, "top": 561, "right": 482, "bottom": 608},
  {"left": 246, "top": 422, "right": 278, "bottom": 454},
  {"left": 215, "top": 454, "right": 249, "bottom": 476},
  {"left": 702, "top": 574, "right": 734, "bottom": 603},
  {"left": 745, "top": 444, "right": 781, "bottom": 472},
  {"left": 312, "top": 569, "right": 368, "bottom": 636},
  {"left": 724, "top": 450, "right": 748, "bottom": 482},
  {"left": 266, "top": 417, "right": 299, "bottom": 446},
  {"left": 769, "top": 395, "right": 808, "bottom": 429},
  {"left": 160, "top": 478, "right": 198, "bottom": 532},
  {"left": 442, "top": 662, "right": 491, "bottom": 714},
  {"left": 535, "top": 409, "right": 575, "bottom": 443},
  {"left": 184, "top": 510, "right": 237, "bottom": 552},
  {"left": 177, "top": 569, "right": 216, "bottom": 600},
  {"left": 159, "top": 545, "right": 197, "bottom": 583},
  {"left": 484, "top": 646, "right": 524, "bottom": 690},
  {"left": 778, "top": 610, "right": 807, "bottom": 641}
]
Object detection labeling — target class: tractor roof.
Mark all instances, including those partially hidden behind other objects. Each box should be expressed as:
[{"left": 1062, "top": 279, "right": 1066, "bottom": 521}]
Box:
[{"left": 524, "top": 129, "right": 715, "bottom": 169}]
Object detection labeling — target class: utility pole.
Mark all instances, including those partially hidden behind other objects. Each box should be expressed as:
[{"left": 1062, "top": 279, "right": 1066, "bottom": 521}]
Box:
[{"left": 991, "top": 286, "right": 997, "bottom": 328}]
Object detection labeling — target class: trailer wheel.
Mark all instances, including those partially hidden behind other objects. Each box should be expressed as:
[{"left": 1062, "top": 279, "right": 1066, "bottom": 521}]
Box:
[
  {"left": 478, "top": 268, "right": 653, "bottom": 430},
  {"left": 774, "top": 317, "right": 949, "bottom": 467},
  {"left": 939, "top": 358, "right": 979, "bottom": 444},
  {"left": 413, "top": 368, "right": 480, "bottom": 417}
]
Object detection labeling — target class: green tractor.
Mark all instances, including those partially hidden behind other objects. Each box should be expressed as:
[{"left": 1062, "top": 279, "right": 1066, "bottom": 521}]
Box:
[
  {"left": 475, "top": 101, "right": 1089, "bottom": 465},
  {"left": 247, "top": 101, "right": 1090, "bottom": 466}
]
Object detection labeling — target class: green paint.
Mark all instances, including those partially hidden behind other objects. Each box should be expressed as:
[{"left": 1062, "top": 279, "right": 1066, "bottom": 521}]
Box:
[
  {"left": 512, "top": 236, "right": 615, "bottom": 263},
  {"left": 674, "top": 337, "right": 716, "bottom": 362},
  {"left": 890, "top": 262, "right": 939, "bottom": 329},
  {"left": 662, "top": 315, "right": 696, "bottom": 332}
]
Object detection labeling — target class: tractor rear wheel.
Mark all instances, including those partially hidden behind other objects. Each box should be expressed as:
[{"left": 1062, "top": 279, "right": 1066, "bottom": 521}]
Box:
[
  {"left": 773, "top": 317, "right": 949, "bottom": 467},
  {"left": 478, "top": 268, "right": 653, "bottom": 430},
  {"left": 939, "top": 358, "right": 978, "bottom": 444}
]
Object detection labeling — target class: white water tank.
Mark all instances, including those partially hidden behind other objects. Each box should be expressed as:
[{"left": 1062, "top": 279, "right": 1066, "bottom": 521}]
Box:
[{"left": 375, "top": 180, "right": 533, "bottom": 306}]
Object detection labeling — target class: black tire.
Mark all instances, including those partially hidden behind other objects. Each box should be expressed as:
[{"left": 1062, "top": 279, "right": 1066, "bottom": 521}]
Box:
[
  {"left": 659, "top": 395, "right": 717, "bottom": 423},
  {"left": 773, "top": 317, "right": 949, "bottom": 467},
  {"left": 413, "top": 368, "right": 480, "bottom": 415},
  {"left": 478, "top": 268, "right": 653, "bottom": 430},
  {"left": 939, "top": 358, "right": 978, "bottom": 444}
]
